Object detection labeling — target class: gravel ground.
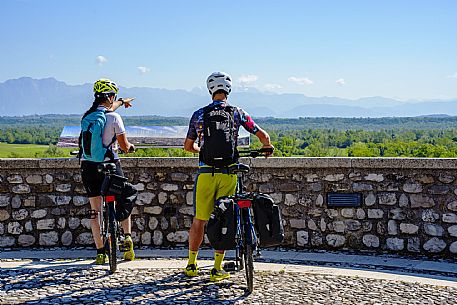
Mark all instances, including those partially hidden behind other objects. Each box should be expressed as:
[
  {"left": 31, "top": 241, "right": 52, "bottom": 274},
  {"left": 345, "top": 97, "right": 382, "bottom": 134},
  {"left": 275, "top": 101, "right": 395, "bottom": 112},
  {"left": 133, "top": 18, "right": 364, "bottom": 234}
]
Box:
[{"left": 1, "top": 264, "right": 457, "bottom": 305}]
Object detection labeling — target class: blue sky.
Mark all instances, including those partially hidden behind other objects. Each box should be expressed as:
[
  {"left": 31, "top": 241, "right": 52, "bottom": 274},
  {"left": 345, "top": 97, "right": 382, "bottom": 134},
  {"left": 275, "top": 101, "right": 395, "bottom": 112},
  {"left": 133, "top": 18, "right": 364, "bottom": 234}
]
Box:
[{"left": 1, "top": 0, "right": 457, "bottom": 100}]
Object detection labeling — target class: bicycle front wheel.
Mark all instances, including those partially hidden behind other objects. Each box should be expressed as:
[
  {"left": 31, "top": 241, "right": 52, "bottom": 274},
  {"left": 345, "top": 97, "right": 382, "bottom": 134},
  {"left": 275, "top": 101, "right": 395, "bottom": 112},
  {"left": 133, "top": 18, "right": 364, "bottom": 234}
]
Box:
[{"left": 243, "top": 244, "right": 254, "bottom": 293}]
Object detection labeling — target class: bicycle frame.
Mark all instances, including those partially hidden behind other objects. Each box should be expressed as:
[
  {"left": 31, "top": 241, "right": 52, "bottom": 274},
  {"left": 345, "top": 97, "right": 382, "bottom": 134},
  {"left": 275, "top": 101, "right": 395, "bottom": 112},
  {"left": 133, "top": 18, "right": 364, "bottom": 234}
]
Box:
[
  {"left": 99, "top": 164, "right": 123, "bottom": 274},
  {"left": 231, "top": 165, "right": 258, "bottom": 293},
  {"left": 235, "top": 202, "right": 257, "bottom": 258},
  {"left": 100, "top": 195, "right": 116, "bottom": 239},
  {"left": 234, "top": 173, "right": 257, "bottom": 247}
]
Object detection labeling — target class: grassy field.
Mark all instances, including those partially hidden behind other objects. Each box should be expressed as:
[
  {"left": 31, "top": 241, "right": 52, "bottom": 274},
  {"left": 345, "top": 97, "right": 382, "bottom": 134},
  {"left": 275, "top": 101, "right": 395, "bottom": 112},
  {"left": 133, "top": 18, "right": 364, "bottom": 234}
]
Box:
[
  {"left": 0, "top": 143, "right": 73, "bottom": 158},
  {"left": 0, "top": 143, "right": 193, "bottom": 158}
]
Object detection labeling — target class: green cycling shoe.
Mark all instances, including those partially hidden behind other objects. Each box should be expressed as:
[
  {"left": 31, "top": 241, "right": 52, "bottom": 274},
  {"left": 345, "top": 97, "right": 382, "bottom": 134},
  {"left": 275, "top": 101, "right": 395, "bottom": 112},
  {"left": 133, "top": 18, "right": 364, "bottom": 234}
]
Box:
[
  {"left": 184, "top": 264, "right": 199, "bottom": 277},
  {"left": 94, "top": 253, "right": 107, "bottom": 265},
  {"left": 122, "top": 235, "right": 135, "bottom": 261},
  {"left": 210, "top": 268, "right": 230, "bottom": 282}
]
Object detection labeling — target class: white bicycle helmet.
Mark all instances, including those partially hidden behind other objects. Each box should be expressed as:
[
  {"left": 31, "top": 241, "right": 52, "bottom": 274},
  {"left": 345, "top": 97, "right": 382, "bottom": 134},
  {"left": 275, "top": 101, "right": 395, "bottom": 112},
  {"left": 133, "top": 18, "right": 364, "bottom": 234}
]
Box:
[{"left": 206, "top": 72, "right": 232, "bottom": 96}]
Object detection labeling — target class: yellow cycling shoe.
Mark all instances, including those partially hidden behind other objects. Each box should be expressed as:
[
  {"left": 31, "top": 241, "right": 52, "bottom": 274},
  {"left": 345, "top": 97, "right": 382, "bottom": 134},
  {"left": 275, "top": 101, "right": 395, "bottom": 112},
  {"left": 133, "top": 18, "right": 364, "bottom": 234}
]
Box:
[
  {"left": 210, "top": 268, "right": 230, "bottom": 282},
  {"left": 122, "top": 235, "right": 135, "bottom": 261},
  {"left": 95, "top": 253, "right": 107, "bottom": 265},
  {"left": 184, "top": 264, "right": 199, "bottom": 277}
]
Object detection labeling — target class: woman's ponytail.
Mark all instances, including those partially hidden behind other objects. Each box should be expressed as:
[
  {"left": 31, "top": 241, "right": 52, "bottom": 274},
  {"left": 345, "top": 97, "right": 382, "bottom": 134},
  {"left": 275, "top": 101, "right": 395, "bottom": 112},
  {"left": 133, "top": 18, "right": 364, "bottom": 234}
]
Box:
[{"left": 81, "top": 96, "right": 106, "bottom": 119}]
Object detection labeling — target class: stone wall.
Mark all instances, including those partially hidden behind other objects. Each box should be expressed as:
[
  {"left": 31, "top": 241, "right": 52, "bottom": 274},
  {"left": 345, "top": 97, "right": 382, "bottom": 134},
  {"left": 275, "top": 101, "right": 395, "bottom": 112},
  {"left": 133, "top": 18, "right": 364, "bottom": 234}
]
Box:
[{"left": 1, "top": 157, "right": 457, "bottom": 257}]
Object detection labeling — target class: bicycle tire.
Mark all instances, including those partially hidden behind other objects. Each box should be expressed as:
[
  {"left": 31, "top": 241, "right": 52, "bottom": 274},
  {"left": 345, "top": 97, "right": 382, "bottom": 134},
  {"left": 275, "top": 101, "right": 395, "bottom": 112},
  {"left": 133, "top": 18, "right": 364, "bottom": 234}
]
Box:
[
  {"left": 243, "top": 243, "right": 254, "bottom": 293},
  {"left": 107, "top": 203, "right": 117, "bottom": 273}
]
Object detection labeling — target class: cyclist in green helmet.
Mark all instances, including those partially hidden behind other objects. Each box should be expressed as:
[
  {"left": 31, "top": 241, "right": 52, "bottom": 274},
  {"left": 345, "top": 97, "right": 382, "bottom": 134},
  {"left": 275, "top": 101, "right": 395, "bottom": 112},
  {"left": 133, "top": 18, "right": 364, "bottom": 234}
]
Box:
[{"left": 80, "top": 78, "right": 136, "bottom": 264}]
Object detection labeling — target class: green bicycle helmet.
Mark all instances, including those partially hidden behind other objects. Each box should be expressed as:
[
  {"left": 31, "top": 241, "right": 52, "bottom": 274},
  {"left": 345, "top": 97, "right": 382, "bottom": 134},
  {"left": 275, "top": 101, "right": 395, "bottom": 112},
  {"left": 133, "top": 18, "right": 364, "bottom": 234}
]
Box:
[{"left": 93, "top": 78, "right": 119, "bottom": 97}]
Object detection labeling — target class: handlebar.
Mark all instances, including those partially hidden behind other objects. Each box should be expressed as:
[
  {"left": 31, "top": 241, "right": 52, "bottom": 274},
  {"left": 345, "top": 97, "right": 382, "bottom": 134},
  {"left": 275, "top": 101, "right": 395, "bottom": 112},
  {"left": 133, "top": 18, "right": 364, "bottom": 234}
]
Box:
[
  {"left": 119, "top": 145, "right": 135, "bottom": 154},
  {"left": 238, "top": 147, "right": 274, "bottom": 158},
  {"left": 70, "top": 145, "right": 135, "bottom": 157}
]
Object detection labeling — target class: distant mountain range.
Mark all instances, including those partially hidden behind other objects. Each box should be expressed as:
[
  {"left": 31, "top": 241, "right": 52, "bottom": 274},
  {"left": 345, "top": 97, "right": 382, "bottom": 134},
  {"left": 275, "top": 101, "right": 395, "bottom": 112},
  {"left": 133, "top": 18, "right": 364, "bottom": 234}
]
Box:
[{"left": 1, "top": 77, "right": 456, "bottom": 118}]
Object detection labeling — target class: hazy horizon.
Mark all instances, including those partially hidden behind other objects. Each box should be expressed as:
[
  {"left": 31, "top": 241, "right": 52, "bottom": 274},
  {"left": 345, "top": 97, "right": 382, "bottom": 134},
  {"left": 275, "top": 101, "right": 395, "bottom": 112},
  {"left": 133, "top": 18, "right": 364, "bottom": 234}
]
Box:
[
  {"left": 1, "top": 1, "right": 457, "bottom": 101},
  {"left": 3, "top": 76, "right": 457, "bottom": 104}
]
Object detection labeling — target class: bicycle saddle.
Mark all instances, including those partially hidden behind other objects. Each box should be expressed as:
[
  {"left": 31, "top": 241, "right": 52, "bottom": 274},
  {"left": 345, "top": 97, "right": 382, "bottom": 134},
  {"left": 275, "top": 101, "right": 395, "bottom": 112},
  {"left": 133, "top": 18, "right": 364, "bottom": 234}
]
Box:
[
  {"left": 97, "top": 163, "right": 117, "bottom": 174},
  {"left": 229, "top": 163, "right": 250, "bottom": 174}
]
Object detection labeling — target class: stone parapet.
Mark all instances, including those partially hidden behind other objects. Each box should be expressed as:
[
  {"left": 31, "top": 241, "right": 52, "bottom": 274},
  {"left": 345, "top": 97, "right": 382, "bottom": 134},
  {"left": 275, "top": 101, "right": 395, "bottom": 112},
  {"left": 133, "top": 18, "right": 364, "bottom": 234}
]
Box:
[{"left": 1, "top": 157, "right": 457, "bottom": 257}]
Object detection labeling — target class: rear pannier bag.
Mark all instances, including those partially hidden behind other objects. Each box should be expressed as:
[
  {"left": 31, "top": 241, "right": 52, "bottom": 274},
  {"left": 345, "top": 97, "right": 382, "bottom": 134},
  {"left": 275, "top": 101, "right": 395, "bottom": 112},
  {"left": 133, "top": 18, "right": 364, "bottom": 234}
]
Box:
[
  {"left": 106, "top": 174, "right": 138, "bottom": 221},
  {"left": 206, "top": 196, "right": 237, "bottom": 250},
  {"left": 114, "top": 182, "right": 138, "bottom": 221},
  {"left": 253, "top": 194, "right": 284, "bottom": 247}
]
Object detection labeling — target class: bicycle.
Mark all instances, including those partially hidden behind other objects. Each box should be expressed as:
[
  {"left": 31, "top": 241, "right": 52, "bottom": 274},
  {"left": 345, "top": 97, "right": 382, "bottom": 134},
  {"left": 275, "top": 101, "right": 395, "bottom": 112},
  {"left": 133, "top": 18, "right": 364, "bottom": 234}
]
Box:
[
  {"left": 71, "top": 150, "right": 130, "bottom": 274},
  {"left": 222, "top": 147, "right": 274, "bottom": 293},
  {"left": 95, "top": 162, "right": 129, "bottom": 273}
]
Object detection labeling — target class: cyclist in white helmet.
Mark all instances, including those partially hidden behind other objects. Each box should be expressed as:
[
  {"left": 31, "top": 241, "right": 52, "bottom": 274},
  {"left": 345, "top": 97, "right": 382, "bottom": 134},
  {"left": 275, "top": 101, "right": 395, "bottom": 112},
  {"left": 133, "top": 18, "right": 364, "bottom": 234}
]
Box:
[{"left": 183, "top": 72, "right": 273, "bottom": 281}]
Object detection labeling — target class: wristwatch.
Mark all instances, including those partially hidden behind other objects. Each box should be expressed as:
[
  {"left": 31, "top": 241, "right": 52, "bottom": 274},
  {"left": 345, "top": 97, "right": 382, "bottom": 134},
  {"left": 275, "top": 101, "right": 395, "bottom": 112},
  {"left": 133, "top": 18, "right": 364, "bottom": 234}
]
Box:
[{"left": 118, "top": 98, "right": 124, "bottom": 105}]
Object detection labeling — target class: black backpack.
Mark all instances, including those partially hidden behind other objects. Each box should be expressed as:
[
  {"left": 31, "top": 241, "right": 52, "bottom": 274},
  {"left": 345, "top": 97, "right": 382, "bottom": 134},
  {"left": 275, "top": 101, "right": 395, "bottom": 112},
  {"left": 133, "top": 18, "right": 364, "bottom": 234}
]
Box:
[
  {"left": 199, "top": 104, "right": 238, "bottom": 167},
  {"left": 206, "top": 196, "right": 237, "bottom": 250},
  {"left": 253, "top": 194, "right": 284, "bottom": 248}
]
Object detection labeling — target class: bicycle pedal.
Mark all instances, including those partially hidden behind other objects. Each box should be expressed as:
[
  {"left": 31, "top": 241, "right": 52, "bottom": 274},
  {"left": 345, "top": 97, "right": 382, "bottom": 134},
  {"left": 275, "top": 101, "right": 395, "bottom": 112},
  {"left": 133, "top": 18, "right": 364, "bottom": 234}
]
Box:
[
  {"left": 254, "top": 249, "right": 262, "bottom": 258},
  {"left": 223, "top": 261, "right": 236, "bottom": 272}
]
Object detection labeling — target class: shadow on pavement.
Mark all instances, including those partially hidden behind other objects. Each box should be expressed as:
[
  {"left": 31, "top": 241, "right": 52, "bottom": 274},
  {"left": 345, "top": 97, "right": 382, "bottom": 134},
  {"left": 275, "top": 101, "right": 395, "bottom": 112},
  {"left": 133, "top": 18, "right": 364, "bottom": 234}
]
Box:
[
  {"left": 0, "top": 266, "right": 107, "bottom": 292},
  {"left": 253, "top": 258, "right": 457, "bottom": 283},
  {"left": 1, "top": 265, "right": 251, "bottom": 305}
]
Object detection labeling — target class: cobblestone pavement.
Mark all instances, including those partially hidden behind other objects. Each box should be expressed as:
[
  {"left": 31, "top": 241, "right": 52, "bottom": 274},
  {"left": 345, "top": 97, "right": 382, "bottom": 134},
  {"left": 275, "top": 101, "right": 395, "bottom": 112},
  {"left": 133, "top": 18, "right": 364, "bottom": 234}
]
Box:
[{"left": 1, "top": 259, "right": 457, "bottom": 305}]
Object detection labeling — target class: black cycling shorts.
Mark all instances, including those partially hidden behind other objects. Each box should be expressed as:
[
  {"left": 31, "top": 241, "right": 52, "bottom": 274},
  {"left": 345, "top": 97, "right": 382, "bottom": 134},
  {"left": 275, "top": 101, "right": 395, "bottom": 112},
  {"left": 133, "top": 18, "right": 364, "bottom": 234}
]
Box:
[{"left": 81, "top": 160, "right": 124, "bottom": 198}]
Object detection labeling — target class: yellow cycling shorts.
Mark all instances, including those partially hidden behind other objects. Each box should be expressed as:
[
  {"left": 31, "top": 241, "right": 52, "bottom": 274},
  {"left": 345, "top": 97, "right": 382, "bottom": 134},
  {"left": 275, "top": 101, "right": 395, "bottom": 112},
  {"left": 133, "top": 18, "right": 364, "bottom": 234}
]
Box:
[{"left": 193, "top": 171, "right": 237, "bottom": 221}]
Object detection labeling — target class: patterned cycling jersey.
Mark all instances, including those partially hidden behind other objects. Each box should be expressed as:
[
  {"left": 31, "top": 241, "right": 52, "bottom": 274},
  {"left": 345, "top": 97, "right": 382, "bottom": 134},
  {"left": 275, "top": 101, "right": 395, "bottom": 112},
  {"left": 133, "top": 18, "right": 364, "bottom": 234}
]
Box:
[{"left": 186, "top": 100, "right": 260, "bottom": 149}]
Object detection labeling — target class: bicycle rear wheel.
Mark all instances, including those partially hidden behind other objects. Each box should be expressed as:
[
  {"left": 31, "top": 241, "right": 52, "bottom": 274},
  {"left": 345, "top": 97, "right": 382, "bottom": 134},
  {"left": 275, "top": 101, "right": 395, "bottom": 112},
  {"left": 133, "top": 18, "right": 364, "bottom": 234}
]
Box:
[
  {"left": 107, "top": 203, "right": 117, "bottom": 273},
  {"left": 243, "top": 244, "right": 254, "bottom": 293}
]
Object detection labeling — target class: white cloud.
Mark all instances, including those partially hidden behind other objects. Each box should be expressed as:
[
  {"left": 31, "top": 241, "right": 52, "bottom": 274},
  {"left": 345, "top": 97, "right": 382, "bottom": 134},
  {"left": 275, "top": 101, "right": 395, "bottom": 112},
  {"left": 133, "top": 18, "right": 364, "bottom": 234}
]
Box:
[
  {"left": 96, "top": 55, "right": 107, "bottom": 66},
  {"left": 238, "top": 74, "right": 258, "bottom": 85},
  {"left": 336, "top": 78, "right": 346, "bottom": 85},
  {"left": 288, "top": 76, "right": 314, "bottom": 85},
  {"left": 137, "top": 66, "right": 151, "bottom": 74},
  {"left": 447, "top": 72, "right": 457, "bottom": 78},
  {"left": 264, "top": 83, "right": 282, "bottom": 90}
]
